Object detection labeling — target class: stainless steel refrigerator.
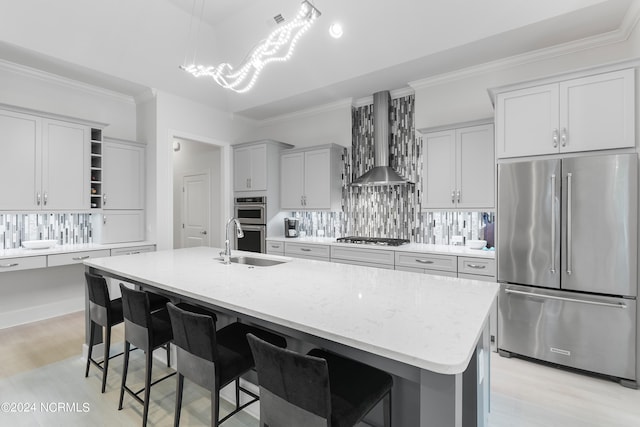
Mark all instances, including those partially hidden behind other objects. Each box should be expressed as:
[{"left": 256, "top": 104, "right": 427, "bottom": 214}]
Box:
[{"left": 497, "top": 153, "right": 638, "bottom": 386}]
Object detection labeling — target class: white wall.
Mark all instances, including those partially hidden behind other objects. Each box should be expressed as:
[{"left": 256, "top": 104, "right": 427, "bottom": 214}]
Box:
[
  {"left": 242, "top": 101, "right": 353, "bottom": 149},
  {"left": 412, "top": 19, "right": 640, "bottom": 130},
  {"left": 145, "top": 90, "right": 256, "bottom": 250},
  {"left": 0, "top": 60, "right": 136, "bottom": 139}
]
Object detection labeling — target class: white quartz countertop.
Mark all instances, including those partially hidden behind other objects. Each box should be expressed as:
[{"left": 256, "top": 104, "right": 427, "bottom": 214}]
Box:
[
  {"left": 267, "top": 236, "right": 495, "bottom": 259},
  {"left": 84, "top": 246, "right": 498, "bottom": 375},
  {"left": 0, "top": 241, "right": 156, "bottom": 259}
]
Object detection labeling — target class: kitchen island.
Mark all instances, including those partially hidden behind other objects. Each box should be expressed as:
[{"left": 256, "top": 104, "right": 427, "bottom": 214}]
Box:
[{"left": 84, "top": 246, "right": 499, "bottom": 427}]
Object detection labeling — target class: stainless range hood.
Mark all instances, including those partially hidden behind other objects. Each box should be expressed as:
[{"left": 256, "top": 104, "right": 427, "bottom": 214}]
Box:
[{"left": 351, "top": 91, "right": 413, "bottom": 186}]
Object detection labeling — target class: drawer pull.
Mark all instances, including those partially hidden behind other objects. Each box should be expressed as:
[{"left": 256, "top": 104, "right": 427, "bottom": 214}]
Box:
[
  {"left": 468, "top": 264, "right": 486, "bottom": 269},
  {"left": 271, "top": 245, "right": 280, "bottom": 249},
  {"left": 415, "top": 259, "right": 434, "bottom": 264},
  {"left": 301, "top": 248, "right": 312, "bottom": 252},
  {"left": 129, "top": 251, "right": 141, "bottom": 255},
  {"left": 0, "top": 263, "right": 19, "bottom": 268},
  {"left": 72, "top": 256, "right": 91, "bottom": 261}
]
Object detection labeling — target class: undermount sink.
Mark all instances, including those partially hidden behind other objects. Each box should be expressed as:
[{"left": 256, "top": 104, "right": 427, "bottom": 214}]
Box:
[{"left": 228, "top": 256, "right": 286, "bottom": 267}]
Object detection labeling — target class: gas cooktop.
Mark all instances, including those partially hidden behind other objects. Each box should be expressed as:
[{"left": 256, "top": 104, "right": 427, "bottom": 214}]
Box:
[{"left": 335, "top": 236, "right": 410, "bottom": 246}]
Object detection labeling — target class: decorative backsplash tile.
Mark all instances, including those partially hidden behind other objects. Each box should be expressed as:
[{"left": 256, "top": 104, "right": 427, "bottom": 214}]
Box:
[
  {"left": 289, "top": 93, "right": 495, "bottom": 247},
  {"left": 0, "top": 213, "right": 93, "bottom": 249}
]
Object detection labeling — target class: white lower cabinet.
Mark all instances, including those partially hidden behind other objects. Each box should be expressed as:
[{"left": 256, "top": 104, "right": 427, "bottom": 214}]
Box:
[
  {"left": 330, "top": 246, "right": 395, "bottom": 269},
  {"left": 266, "top": 240, "right": 285, "bottom": 256},
  {"left": 0, "top": 256, "right": 47, "bottom": 273},
  {"left": 395, "top": 265, "right": 458, "bottom": 277},
  {"left": 47, "top": 249, "right": 110, "bottom": 267},
  {"left": 284, "top": 242, "right": 330, "bottom": 261},
  {"left": 394, "top": 252, "right": 457, "bottom": 274},
  {"left": 110, "top": 245, "right": 156, "bottom": 256},
  {"left": 91, "top": 211, "right": 144, "bottom": 244}
]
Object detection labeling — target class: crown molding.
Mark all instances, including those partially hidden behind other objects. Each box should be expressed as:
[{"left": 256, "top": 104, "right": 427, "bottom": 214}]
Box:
[
  {"left": 408, "top": 5, "right": 640, "bottom": 91},
  {"left": 352, "top": 86, "right": 415, "bottom": 108},
  {"left": 256, "top": 98, "right": 354, "bottom": 126},
  {"left": 0, "top": 59, "right": 136, "bottom": 105}
]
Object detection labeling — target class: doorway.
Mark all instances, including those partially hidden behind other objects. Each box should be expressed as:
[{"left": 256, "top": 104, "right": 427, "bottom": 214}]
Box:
[{"left": 172, "top": 138, "right": 223, "bottom": 249}]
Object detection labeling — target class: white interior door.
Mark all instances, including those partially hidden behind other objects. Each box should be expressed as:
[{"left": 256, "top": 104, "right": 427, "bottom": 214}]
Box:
[{"left": 182, "top": 172, "right": 210, "bottom": 248}]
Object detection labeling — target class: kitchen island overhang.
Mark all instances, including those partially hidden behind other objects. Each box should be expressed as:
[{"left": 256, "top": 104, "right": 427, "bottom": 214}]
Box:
[{"left": 84, "top": 247, "right": 498, "bottom": 427}]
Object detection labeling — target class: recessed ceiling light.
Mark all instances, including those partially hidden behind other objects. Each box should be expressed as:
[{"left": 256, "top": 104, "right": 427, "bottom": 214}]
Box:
[{"left": 329, "top": 22, "right": 343, "bottom": 39}]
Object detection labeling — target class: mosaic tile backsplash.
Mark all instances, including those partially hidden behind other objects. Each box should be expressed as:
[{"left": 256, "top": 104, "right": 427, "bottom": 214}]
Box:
[
  {"left": 289, "top": 94, "right": 495, "bottom": 247},
  {"left": 0, "top": 213, "right": 93, "bottom": 249}
]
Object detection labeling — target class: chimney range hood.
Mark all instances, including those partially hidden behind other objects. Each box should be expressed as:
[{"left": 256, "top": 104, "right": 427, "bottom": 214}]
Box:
[{"left": 350, "top": 91, "right": 413, "bottom": 186}]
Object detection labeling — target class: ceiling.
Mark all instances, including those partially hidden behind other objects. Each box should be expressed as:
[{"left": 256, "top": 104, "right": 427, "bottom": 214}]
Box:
[{"left": 0, "top": 0, "right": 637, "bottom": 120}]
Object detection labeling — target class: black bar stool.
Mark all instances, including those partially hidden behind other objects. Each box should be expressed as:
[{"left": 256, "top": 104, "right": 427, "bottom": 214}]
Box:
[
  {"left": 118, "top": 284, "right": 175, "bottom": 427},
  {"left": 166, "top": 302, "right": 287, "bottom": 427},
  {"left": 84, "top": 271, "right": 125, "bottom": 393},
  {"left": 247, "top": 333, "right": 393, "bottom": 427}
]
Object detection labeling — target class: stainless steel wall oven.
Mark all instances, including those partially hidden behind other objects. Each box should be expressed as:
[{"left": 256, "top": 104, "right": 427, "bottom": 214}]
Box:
[{"left": 234, "top": 197, "right": 266, "bottom": 253}]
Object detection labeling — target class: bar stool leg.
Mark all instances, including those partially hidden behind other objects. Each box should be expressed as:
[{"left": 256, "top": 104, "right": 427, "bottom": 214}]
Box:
[
  {"left": 212, "top": 379, "right": 220, "bottom": 427},
  {"left": 102, "top": 326, "right": 112, "bottom": 393},
  {"left": 85, "top": 321, "right": 95, "bottom": 378},
  {"left": 166, "top": 343, "right": 171, "bottom": 368},
  {"left": 118, "top": 341, "right": 130, "bottom": 410},
  {"left": 174, "top": 373, "right": 184, "bottom": 427},
  {"left": 142, "top": 349, "right": 153, "bottom": 427},
  {"left": 383, "top": 390, "right": 392, "bottom": 427},
  {"left": 235, "top": 378, "right": 240, "bottom": 410}
]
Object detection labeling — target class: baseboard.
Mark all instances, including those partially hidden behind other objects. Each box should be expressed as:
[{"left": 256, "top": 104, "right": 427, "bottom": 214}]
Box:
[{"left": 0, "top": 297, "right": 85, "bottom": 329}]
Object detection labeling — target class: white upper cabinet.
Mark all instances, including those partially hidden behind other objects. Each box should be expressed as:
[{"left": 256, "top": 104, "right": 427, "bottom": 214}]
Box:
[
  {"left": 495, "top": 68, "right": 635, "bottom": 158},
  {"left": 422, "top": 123, "right": 494, "bottom": 209},
  {"left": 102, "top": 138, "right": 145, "bottom": 210},
  {"left": 280, "top": 144, "right": 343, "bottom": 211},
  {"left": 41, "top": 119, "right": 90, "bottom": 210},
  {"left": 0, "top": 109, "right": 42, "bottom": 210},
  {"left": 0, "top": 109, "right": 89, "bottom": 211},
  {"left": 233, "top": 143, "right": 267, "bottom": 191}
]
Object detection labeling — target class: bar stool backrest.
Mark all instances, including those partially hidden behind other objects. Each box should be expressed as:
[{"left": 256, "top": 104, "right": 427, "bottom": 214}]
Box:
[
  {"left": 247, "top": 333, "right": 332, "bottom": 427},
  {"left": 119, "top": 284, "right": 153, "bottom": 350},
  {"left": 85, "top": 272, "right": 112, "bottom": 326}
]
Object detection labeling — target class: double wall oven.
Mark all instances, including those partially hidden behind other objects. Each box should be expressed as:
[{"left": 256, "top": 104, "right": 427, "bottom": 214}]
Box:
[{"left": 234, "top": 197, "right": 266, "bottom": 253}]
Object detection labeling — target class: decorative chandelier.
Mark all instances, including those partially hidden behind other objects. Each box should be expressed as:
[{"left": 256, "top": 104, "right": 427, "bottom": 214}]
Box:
[{"left": 180, "top": 0, "right": 321, "bottom": 93}]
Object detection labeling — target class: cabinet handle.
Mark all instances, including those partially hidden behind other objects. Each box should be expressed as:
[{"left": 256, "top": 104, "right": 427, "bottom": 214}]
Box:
[
  {"left": 43, "top": 192, "right": 48, "bottom": 206},
  {"left": 36, "top": 192, "right": 41, "bottom": 206},
  {"left": 561, "top": 128, "right": 567, "bottom": 147},
  {"left": 467, "top": 264, "right": 486, "bottom": 269},
  {"left": 129, "top": 251, "right": 141, "bottom": 255},
  {"left": 0, "top": 263, "right": 19, "bottom": 268},
  {"left": 415, "top": 259, "right": 434, "bottom": 264},
  {"left": 271, "top": 245, "right": 280, "bottom": 249},
  {"left": 552, "top": 129, "right": 559, "bottom": 148},
  {"left": 200, "top": 230, "right": 207, "bottom": 235},
  {"left": 301, "top": 248, "right": 312, "bottom": 252},
  {"left": 567, "top": 172, "right": 573, "bottom": 275},
  {"left": 451, "top": 190, "right": 455, "bottom": 204},
  {"left": 72, "top": 256, "right": 90, "bottom": 261},
  {"left": 456, "top": 190, "right": 461, "bottom": 203},
  {"left": 103, "top": 216, "right": 107, "bottom": 225},
  {"left": 103, "top": 193, "right": 107, "bottom": 205}
]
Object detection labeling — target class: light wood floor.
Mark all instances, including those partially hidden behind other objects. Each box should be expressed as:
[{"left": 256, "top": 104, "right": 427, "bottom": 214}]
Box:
[{"left": 1, "top": 311, "right": 639, "bottom": 426}]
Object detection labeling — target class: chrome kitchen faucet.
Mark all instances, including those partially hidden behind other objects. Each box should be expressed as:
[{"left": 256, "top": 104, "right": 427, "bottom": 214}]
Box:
[{"left": 220, "top": 218, "right": 244, "bottom": 264}]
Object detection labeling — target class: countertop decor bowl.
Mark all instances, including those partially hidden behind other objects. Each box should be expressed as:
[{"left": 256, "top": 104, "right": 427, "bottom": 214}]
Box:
[
  {"left": 466, "top": 239, "right": 487, "bottom": 250},
  {"left": 22, "top": 239, "right": 58, "bottom": 249}
]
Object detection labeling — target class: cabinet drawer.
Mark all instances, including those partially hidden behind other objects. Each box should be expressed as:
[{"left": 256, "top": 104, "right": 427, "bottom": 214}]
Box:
[
  {"left": 0, "top": 256, "right": 47, "bottom": 273},
  {"left": 111, "top": 245, "right": 156, "bottom": 257},
  {"left": 330, "top": 246, "right": 394, "bottom": 266},
  {"left": 285, "top": 242, "right": 330, "bottom": 260},
  {"left": 396, "top": 265, "right": 458, "bottom": 277},
  {"left": 395, "top": 252, "right": 457, "bottom": 272},
  {"left": 266, "top": 241, "right": 285, "bottom": 255},
  {"left": 332, "top": 258, "right": 395, "bottom": 270},
  {"left": 458, "top": 257, "right": 495, "bottom": 277},
  {"left": 48, "top": 249, "right": 111, "bottom": 267}
]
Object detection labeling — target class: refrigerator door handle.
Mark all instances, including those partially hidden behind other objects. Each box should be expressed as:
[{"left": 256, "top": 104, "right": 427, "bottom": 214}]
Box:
[
  {"left": 504, "top": 288, "right": 627, "bottom": 309},
  {"left": 551, "top": 173, "right": 556, "bottom": 274},
  {"left": 567, "top": 172, "right": 573, "bottom": 275}
]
